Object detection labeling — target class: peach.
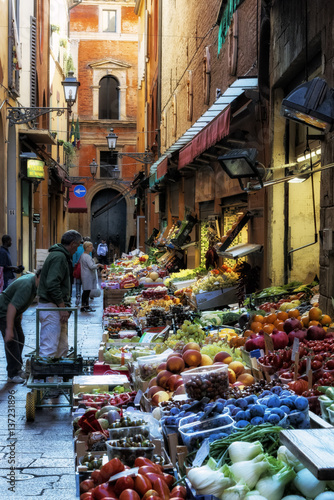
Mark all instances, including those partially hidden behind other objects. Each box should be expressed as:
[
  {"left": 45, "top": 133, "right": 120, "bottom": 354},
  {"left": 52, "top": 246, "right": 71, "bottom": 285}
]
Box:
[
  {"left": 167, "top": 352, "right": 183, "bottom": 360},
  {"left": 167, "top": 356, "right": 185, "bottom": 374},
  {"left": 166, "top": 374, "right": 183, "bottom": 391},
  {"left": 200, "top": 354, "right": 213, "bottom": 366},
  {"left": 147, "top": 385, "right": 165, "bottom": 398},
  {"left": 182, "top": 349, "right": 202, "bottom": 367},
  {"left": 182, "top": 342, "right": 201, "bottom": 354},
  {"left": 228, "top": 361, "right": 245, "bottom": 377},
  {"left": 151, "top": 391, "right": 170, "bottom": 406},
  {"left": 213, "top": 351, "right": 233, "bottom": 364},
  {"left": 232, "top": 382, "right": 245, "bottom": 389},
  {"left": 228, "top": 368, "right": 236, "bottom": 384},
  {"left": 156, "top": 370, "right": 174, "bottom": 389},
  {"left": 148, "top": 377, "right": 158, "bottom": 388},
  {"left": 157, "top": 362, "right": 167, "bottom": 373},
  {"left": 237, "top": 373, "right": 255, "bottom": 386},
  {"left": 174, "top": 384, "right": 186, "bottom": 395}
]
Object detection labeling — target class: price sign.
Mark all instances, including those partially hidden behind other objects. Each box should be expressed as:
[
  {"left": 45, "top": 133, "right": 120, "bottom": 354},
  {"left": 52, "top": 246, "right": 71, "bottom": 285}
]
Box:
[
  {"left": 294, "top": 352, "right": 299, "bottom": 381},
  {"left": 264, "top": 332, "right": 274, "bottom": 354},
  {"left": 291, "top": 337, "right": 300, "bottom": 361},
  {"left": 192, "top": 439, "right": 210, "bottom": 467}
]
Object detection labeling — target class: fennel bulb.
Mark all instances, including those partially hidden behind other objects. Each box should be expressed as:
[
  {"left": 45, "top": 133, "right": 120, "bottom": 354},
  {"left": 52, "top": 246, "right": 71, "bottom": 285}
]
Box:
[
  {"left": 245, "top": 493, "right": 268, "bottom": 500},
  {"left": 228, "top": 454, "right": 269, "bottom": 490},
  {"left": 281, "top": 496, "right": 307, "bottom": 500},
  {"left": 256, "top": 465, "right": 296, "bottom": 500},
  {"left": 314, "top": 493, "right": 334, "bottom": 500},
  {"left": 293, "top": 468, "right": 327, "bottom": 499},
  {"left": 187, "top": 464, "right": 232, "bottom": 497},
  {"left": 229, "top": 441, "right": 263, "bottom": 463},
  {"left": 221, "top": 482, "right": 250, "bottom": 500},
  {"left": 277, "top": 446, "right": 305, "bottom": 472}
]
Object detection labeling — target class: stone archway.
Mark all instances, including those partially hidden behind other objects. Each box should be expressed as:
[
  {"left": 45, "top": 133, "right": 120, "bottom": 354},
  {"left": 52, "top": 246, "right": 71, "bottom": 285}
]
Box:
[{"left": 85, "top": 180, "right": 135, "bottom": 254}]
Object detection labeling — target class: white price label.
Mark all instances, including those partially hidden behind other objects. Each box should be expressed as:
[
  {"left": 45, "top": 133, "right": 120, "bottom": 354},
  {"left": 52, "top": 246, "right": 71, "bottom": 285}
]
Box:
[
  {"left": 192, "top": 438, "right": 210, "bottom": 467},
  {"left": 291, "top": 337, "right": 300, "bottom": 361}
]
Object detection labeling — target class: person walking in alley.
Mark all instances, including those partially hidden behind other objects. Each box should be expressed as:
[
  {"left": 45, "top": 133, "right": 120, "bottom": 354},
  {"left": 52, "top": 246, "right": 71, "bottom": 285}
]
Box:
[
  {"left": 0, "top": 270, "right": 41, "bottom": 383},
  {"left": 80, "top": 240, "right": 103, "bottom": 312},
  {"left": 73, "top": 238, "right": 84, "bottom": 306},
  {"left": 97, "top": 239, "right": 109, "bottom": 265},
  {"left": 38, "top": 230, "right": 82, "bottom": 357},
  {"left": 0, "top": 235, "right": 24, "bottom": 290}
]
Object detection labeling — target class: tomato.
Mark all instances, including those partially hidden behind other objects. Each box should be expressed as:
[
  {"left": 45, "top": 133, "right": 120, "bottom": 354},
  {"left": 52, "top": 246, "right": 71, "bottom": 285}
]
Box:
[
  {"left": 80, "top": 479, "right": 95, "bottom": 494},
  {"left": 91, "top": 482, "right": 117, "bottom": 500},
  {"left": 80, "top": 493, "right": 94, "bottom": 500},
  {"left": 144, "top": 497, "right": 162, "bottom": 500},
  {"left": 311, "top": 360, "right": 323, "bottom": 371},
  {"left": 153, "top": 478, "right": 170, "bottom": 500},
  {"left": 90, "top": 470, "right": 103, "bottom": 485},
  {"left": 170, "top": 486, "right": 187, "bottom": 498},
  {"left": 143, "top": 472, "right": 165, "bottom": 484},
  {"left": 169, "top": 497, "right": 184, "bottom": 500},
  {"left": 138, "top": 466, "right": 164, "bottom": 476},
  {"left": 134, "top": 474, "right": 152, "bottom": 496},
  {"left": 100, "top": 458, "right": 125, "bottom": 481},
  {"left": 162, "top": 473, "right": 175, "bottom": 489},
  {"left": 119, "top": 489, "right": 141, "bottom": 500},
  {"left": 134, "top": 458, "right": 163, "bottom": 472},
  {"left": 325, "top": 359, "right": 334, "bottom": 370},
  {"left": 142, "top": 491, "right": 160, "bottom": 500},
  {"left": 114, "top": 476, "right": 135, "bottom": 496}
]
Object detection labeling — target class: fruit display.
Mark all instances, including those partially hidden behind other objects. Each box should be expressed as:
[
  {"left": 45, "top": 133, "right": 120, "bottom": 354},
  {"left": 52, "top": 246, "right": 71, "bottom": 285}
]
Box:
[
  {"left": 164, "top": 320, "right": 206, "bottom": 349},
  {"left": 106, "top": 437, "right": 155, "bottom": 466},
  {"left": 80, "top": 453, "right": 104, "bottom": 470},
  {"left": 192, "top": 267, "right": 239, "bottom": 294},
  {"left": 181, "top": 364, "right": 229, "bottom": 400}
]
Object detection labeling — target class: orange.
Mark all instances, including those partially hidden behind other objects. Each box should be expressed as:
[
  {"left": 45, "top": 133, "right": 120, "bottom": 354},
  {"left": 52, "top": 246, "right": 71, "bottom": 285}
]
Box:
[
  {"left": 244, "top": 329, "right": 253, "bottom": 338},
  {"left": 309, "top": 320, "right": 322, "bottom": 327},
  {"left": 288, "top": 309, "right": 300, "bottom": 318},
  {"left": 309, "top": 306, "right": 322, "bottom": 321},
  {"left": 277, "top": 311, "right": 289, "bottom": 321},
  {"left": 321, "top": 314, "right": 332, "bottom": 326},
  {"left": 301, "top": 315, "right": 309, "bottom": 327},
  {"left": 274, "top": 319, "right": 284, "bottom": 330},
  {"left": 263, "top": 323, "right": 275, "bottom": 334},
  {"left": 250, "top": 321, "right": 263, "bottom": 333},
  {"left": 253, "top": 314, "right": 265, "bottom": 323},
  {"left": 265, "top": 313, "right": 277, "bottom": 324}
]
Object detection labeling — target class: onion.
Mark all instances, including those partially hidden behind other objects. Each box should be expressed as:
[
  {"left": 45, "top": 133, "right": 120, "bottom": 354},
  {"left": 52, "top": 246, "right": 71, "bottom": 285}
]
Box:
[{"left": 283, "top": 318, "right": 302, "bottom": 334}]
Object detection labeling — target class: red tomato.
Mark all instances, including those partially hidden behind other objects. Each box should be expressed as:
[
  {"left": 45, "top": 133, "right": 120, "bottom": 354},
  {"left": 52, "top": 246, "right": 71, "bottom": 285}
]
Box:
[
  {"left": 138, "top": 466, "right": 163, "bottom": 476},
  {"left": 163, "top": 473, "right": 175, "bottom": 489},
  {"left": 90, "top": 470, "right": 103, "bottom": 485},
  {"left": 80, "top": 479, "right": 95, "bottom": 494},
  {"left": 91, "top": 482, "right": 116, "bottom": 500},
  {"left": 134, "top": 458, "right": 163, "bottom": 472},
  {"left": 144, "top": 497, "right": 162, "bottom": 500},
  {"left": 170, "top": 486, "right": 187, "bottom": 498},
  {"left": 119, "top": 489, "right": 141, "bottom": 500},
  {"left": 153, "top": 478, "right": 170, "bottom": 500},
  {"left": 114, "top": 476, "right": 135, "bottom": 496},
  {"left": 80, "top": 493, "right": 94, "bottom": 500},
  {"left": 142, "top": 490, "right": 160, "bottom": 500},
  {"left": 143, "top": 472, "right": 165, "bottom": 484},
  {"left": 169, "top": 497, "right": 185, "bottom": 500},
  {"left": 100, "top": 458, "right": 125, "bottom": 481},
  {"left": 134, "top": 474, "right": 152, "bottom": 496}
]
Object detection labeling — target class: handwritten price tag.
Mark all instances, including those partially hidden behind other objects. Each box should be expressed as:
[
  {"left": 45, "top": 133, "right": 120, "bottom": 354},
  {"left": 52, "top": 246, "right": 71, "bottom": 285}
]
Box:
[
  {"left": 264, "top": 332, "right": 274, "bottom": 353},
  {"left": 291, "top": 337, "right": 300, "bottom": 361}
]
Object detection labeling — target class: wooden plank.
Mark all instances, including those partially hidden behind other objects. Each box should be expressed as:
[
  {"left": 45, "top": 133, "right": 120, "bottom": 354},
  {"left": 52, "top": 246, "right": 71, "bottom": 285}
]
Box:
[
  {"left": 280, "top": 428, "right": 334, "bottom": 479},
  {"left": 309, "top": 411, "right": 333, "bottom": 429}
]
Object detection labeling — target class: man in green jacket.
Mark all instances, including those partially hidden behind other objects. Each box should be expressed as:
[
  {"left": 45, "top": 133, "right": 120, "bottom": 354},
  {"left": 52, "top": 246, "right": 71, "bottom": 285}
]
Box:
[
  {"left": 38, "top": 230, "right": 81, "bottom": 357},
  {"left": 0, "top": 270, "right": 41, "bottom": 383}
]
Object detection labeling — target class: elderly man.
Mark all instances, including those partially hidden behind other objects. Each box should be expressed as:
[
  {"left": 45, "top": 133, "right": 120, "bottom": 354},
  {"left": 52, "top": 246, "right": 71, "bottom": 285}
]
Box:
[
  {"left": 0, "top": 270, "right": 41, "bottom": 383},
  {"left": 38, "top": 230, "right": 82, "bottom": 358}
]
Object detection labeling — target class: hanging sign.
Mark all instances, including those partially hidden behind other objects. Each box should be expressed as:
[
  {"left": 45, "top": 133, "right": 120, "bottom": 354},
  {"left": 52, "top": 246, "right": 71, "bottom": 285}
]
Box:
[{"left": 27, "top": 159, "right": 45, "bottom": 179}]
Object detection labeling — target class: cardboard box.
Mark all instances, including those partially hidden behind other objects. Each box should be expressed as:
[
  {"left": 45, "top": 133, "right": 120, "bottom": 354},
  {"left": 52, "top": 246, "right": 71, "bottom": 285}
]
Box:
[{"left": 103, "top": 288, "right": 127, "bottom": 308}]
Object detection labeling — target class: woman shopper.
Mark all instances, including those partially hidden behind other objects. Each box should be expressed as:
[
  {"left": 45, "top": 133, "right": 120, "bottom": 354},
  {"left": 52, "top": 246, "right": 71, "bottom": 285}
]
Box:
[{"left": 80, "top": 241, "right": 102, "bottom": 312}]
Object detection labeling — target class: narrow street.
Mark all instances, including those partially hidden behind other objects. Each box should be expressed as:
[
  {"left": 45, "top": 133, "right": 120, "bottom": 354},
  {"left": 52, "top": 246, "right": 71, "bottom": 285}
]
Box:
[{"left": 0, "top": 287, "right": 103, "bottom": 499}]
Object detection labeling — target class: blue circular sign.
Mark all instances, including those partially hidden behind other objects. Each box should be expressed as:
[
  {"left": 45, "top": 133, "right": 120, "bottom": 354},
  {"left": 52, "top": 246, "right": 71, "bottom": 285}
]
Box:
[{"left": 73, "top": 185, "right": 87, "bottom": 198}]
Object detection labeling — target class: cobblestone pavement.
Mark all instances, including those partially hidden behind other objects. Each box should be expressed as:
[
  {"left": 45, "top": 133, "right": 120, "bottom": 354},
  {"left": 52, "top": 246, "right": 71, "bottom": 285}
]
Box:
[{"left": 0, "top": 286, "right": 103, "bottom": 499}]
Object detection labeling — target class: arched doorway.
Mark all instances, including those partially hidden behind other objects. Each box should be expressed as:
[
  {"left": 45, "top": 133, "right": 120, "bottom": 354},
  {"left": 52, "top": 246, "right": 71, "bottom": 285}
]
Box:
[{"left": 91, "top": 188, "right": 127, "bottom": 260}]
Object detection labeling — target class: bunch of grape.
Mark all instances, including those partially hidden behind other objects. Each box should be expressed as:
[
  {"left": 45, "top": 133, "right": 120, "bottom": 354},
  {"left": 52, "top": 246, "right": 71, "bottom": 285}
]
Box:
[
  {"left": 165, "top": 320, "right": 206, "bottom": 348},
  {"left": 200, "top": 340, "right": 243, "bottom": 362}
]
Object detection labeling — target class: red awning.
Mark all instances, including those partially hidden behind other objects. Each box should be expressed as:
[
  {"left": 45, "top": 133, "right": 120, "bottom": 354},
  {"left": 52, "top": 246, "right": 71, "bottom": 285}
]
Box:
[
  {"left": 157, "top": 157, "right": 168, "bottom": 179},
  {"left": 178, "top": 106, "right": 231, "bottom": 169},
  {"left": 68, "top": 187, "right": 88, "bottom": 213}
]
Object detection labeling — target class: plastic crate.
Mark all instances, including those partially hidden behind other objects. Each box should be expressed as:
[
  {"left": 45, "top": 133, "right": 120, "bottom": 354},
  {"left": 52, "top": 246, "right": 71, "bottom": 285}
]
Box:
[{"left": 31, "top": 355, "right": 83, "bottom": 376}]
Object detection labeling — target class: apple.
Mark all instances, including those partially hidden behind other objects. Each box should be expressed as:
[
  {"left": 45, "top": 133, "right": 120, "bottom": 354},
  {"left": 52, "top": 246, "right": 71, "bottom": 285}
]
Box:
[
  {"left": 166, "top": 374, "right": 183, "bottom": 391},
  {"left": 156, "top": 370, "right": 173, "bottom": 389},
  {"left": 182, "top": 342, "right": 201, "bottom": 354},
  {"left": 182, "top": 349, "right": 202, "bottom": 367},
  {"left": 213, "top": 351, "right": 233, "bottom": 364},
  {"left": 166, "top": 356, "right": 185, "bottom": 374}
]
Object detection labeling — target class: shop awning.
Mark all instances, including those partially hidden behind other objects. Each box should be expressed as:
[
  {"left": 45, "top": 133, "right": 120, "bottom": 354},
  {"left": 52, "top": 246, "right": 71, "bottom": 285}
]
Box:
[
  {"left": 150, "top": 77, "right": 258, "bottom": 174},
  {"left": 68, "top": 187, "right": 88, "bottom": 213},
  {"left": 19, "top": 129, "right": 57, "bottom": 145},
  {"left": 156, "top": 157, "right": 168, "bottom": 179}
]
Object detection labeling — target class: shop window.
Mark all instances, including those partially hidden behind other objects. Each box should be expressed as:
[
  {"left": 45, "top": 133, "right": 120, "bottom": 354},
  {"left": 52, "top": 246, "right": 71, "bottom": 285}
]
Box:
[
  {"left": 99, "top": 76, "right": 119, "bottom": 120},
  {"left": 102, "top": 10, "right": 116, "bottom": 32},
  {"left": 99, "top": 151, "right": 119, "bottom": 178}
]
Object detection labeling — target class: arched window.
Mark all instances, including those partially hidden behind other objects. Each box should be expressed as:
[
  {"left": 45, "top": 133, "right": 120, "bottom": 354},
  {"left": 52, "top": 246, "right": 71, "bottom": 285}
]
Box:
[{"left": 99, "top": 76, "right": 119, "bottom": 120}]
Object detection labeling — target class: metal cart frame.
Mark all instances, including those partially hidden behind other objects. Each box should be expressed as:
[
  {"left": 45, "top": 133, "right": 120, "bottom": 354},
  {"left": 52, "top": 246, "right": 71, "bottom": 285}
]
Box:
[{"left": 26, "top": 307, "right": 78, "bottom": 421}]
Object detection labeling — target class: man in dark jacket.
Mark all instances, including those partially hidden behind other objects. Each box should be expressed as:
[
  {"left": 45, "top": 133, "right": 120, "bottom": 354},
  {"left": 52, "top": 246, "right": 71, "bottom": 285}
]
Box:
[
  {"left": 0, "top": 270, "right": 41, "bottom": 383},
  {"left": 0, "top": 235, "right": 24, "bottom": 290},
  {"left": 38, "top": 230, "right": 81, "bottom": 357}
]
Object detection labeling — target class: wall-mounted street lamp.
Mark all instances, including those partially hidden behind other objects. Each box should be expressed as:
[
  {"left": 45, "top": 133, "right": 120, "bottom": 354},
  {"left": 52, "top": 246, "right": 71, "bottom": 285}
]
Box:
[
  {"left": 218, "top": 148, "right": 267, "bottom": 191},
  {"left": 89, "top": 158, "right": 98, "bottom": 180},
  {"left": 106, "top": 128, "right": 154, "bottom": 164},
  {"left": 281, "top": 77, "right": 334, "bottom": 132},
  {"left": 7, "top": 71, "right": 80, "bottom": 126}
]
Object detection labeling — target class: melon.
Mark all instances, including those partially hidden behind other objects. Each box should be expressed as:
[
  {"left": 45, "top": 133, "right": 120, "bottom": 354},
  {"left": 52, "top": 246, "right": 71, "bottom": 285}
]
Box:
[
  {"left": 145, "top": 277, "right": 153, "bottom": 283},
  {"left": 149, "top": 272, "right": 159, "bottom": 281}
]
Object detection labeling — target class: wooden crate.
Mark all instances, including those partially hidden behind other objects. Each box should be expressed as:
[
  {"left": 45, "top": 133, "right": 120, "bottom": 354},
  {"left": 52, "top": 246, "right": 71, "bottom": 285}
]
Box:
[{"left": 103, "top": 288, "right": 127, "bottom": 308}]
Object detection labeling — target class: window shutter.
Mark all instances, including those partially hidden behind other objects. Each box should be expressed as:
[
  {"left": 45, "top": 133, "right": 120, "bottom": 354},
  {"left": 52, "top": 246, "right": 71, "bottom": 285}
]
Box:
[{"left": 31, "top": 16, "right": 37, "bottom": 107}]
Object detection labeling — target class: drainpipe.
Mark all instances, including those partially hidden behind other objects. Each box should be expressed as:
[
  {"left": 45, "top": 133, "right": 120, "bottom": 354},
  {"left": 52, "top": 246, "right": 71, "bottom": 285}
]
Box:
[
  {"left": 283, "top": 121, "right": 290, "bottom": 284},
  {"left": 258, "top": 0, "right": 271, "bottom": 100},
  {"left": 157, "top": 0, "right": 162, "bottom": 158}
]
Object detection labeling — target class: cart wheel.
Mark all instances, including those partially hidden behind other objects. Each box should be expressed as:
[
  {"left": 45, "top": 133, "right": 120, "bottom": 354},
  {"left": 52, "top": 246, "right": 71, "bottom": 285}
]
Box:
[{"left": 26, "top": 392, "right": 35, "bottom": 422}]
